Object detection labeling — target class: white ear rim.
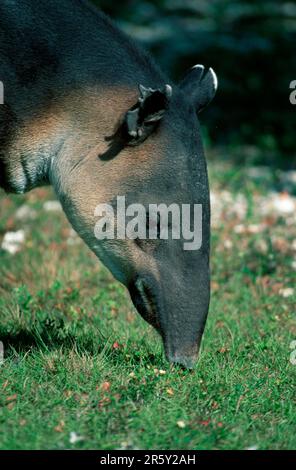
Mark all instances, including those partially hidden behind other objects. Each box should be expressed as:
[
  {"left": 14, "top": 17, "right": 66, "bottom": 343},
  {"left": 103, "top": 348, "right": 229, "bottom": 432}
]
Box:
[
  {"left": 165, "top": 84, "right": 173, "bottom": 98},
  {"left": 192, "top": 64, "right": 205, "bottom": 71},
  {"left": 209, "top": 67, "right": 218, "bottom": 91},
  {"left": 192, "top": 64, "right": 218, "bottom": 91}
]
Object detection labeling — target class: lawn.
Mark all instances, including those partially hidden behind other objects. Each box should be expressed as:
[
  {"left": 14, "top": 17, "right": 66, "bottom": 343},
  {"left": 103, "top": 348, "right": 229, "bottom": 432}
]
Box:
[{"left": 0, "top": 149, "right": 295, "bottom": 450}]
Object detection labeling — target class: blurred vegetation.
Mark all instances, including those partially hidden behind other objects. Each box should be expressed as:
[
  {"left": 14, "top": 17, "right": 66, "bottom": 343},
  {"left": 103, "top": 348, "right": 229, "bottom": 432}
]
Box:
[{"left": 92, "top": 0, "right": 296, "bottom": 167}]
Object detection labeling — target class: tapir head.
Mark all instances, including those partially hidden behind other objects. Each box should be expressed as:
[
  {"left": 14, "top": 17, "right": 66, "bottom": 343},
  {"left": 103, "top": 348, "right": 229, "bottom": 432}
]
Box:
[{"left": 54, "top": 65, "right": 217, "bottom": 368}]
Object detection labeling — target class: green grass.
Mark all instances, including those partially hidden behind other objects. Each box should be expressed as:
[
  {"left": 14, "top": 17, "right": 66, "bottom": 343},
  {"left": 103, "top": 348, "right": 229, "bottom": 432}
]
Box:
[{"left": 0, "top": 157, "right": 295, "bottom": 450}]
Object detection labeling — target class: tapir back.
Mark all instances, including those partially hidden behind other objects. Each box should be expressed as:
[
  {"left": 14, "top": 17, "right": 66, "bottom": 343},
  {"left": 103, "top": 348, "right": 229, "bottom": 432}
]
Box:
[
  {"left": 0, "top": 0, "right": 166, "bottom": 192},
  {"left": 0, "top": 0, "right": 165, "bottom": 103}
]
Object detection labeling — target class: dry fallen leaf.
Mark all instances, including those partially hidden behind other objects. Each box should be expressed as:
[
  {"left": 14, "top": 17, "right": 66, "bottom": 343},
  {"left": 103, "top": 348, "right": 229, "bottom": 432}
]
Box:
[
  {"left": 166, "top": 388, "right": 174, "bottom": 396},
  {"left": 101, "top": 381, "right": 111, "bottom": 392},
  {"left": 218, "top": 347, "right": 229, "bottom": 354},
  {"left": 98, "top": 396, "right": 111, "bottom": 408},
  {"left": 200, "top": 419, "right": 211, "bottom": 427},
  {"left": 2, "top": 380, "right": 9, "bottom": 390},
  {"left": 211, "top": 281, "right": 220, "bottom": 292},
  {"left": 54, "top": 420, "right": 65, "bottom": 433},
  {"left": 6, "top": 394, "right": 17, "bottom": 402}
]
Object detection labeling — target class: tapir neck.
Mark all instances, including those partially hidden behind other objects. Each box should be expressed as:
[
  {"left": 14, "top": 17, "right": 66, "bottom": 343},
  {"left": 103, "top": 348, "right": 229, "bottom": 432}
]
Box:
[{"left": 0, "top": 106, "right": 70, "bottom": 194}]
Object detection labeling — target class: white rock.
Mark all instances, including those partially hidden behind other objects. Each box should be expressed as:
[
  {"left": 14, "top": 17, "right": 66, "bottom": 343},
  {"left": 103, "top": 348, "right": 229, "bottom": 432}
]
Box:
[
  {"left": 272, "top": 194, "right": 295, "bottom": 214},
  {"left": 249, "top": 224, "right": 266, "bottom": 234},
  {"left": 43, "top": 200, "right": 62, "bottom": 212},
  {"left": 15, "top": 204, "right": 37, "bottom": 221},
  {"left": 1, "top": 230, "right": 25, "bottom": 255},
  {"left": 69, "top": 432, "right": 84, "bottom": 444},
  {"left": 224, "top": 239, "right": 233, "bottom": 249},
  {"left": 247, "top": 166, "right": 271, "bottom": 179},
  {"left": 67, "top": 228, "right": 80, "bottom": 246},
  {"left": 234, "top": 224, "right": 245, "bottom": 234},
  {"left": 279, "top": 288, "right": 294, "bottom": 298},
  {"left": 255, "top": 239, "right": 268, "bottom": 253},
  {"left": 177, "top": 420, "right": 186, "bottom": 429}
]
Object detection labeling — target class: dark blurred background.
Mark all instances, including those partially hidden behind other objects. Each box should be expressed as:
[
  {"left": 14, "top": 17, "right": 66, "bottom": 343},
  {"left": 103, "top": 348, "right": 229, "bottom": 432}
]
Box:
[{"left": 91, "top": 0, "right": 296, "bottom": 168}]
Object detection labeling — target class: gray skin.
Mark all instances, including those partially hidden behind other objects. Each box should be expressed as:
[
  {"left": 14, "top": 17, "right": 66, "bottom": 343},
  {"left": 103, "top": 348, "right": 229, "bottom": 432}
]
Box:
[{"left": 0, "top": 0, "right": 217, "bottom": 368}]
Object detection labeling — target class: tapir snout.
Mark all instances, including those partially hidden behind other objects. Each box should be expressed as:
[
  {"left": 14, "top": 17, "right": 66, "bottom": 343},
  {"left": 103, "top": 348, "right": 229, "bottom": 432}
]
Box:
[{"left": 129, "top": 249, "right": 210, "bottom": 369}]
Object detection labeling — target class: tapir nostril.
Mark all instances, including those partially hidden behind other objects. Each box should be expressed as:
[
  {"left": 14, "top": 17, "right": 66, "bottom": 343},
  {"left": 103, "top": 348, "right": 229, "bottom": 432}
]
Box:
[
  {"left": 129, "top": 277, "right": 160, "bottom": 330},
  {"left": 165, "top": 336, "right": 201, "bottom": 370},
  {"left": 167, "top": 353, "right": 197, "bottom": 370}
]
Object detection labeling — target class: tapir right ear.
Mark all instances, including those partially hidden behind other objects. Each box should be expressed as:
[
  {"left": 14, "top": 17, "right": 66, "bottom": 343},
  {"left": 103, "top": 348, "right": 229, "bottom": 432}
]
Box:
[
  {"left": 179, "top": 65, "right": 218, "bottom": 113},
  {"left": 124, "top": 84, "right": 172, "bottom": 145}
]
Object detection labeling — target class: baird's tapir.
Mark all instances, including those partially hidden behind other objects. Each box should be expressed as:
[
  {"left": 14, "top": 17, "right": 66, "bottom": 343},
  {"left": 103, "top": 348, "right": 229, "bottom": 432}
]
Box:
[{"left": 0, "top": 0, "right": 217, "bottom": 368}]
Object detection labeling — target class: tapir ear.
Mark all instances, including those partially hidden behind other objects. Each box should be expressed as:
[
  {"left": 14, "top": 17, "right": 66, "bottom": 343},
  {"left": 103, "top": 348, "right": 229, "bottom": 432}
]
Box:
[
  {"left": 124, "top": 84, "right": 172, "bottom": 145},
  {"left": 179, "top": 65, "right": 218, "bottom": 113}
]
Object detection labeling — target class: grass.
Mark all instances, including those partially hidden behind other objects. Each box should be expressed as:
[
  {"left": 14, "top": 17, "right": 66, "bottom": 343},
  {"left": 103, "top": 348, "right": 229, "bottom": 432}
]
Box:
[{"left": 0, "top": 154, "right": 295, "bottom": 450}]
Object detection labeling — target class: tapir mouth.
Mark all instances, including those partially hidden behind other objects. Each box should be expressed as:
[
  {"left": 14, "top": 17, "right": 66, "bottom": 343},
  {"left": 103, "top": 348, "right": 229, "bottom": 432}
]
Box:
[
  {"left": 164, "top": 340, "right": 200, "bottom": 369},
  {"left": 129, "top": 277, "right": 161, "bottom": 331},
  {"left": 129, "top": 277, "right": 204, "bottom": 370}
]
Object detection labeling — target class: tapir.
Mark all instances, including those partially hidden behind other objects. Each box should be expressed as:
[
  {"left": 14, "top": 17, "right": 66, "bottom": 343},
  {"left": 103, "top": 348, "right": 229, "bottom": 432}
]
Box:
[{"left": 0, "top": 0, "right": 218, "bottom": 368}]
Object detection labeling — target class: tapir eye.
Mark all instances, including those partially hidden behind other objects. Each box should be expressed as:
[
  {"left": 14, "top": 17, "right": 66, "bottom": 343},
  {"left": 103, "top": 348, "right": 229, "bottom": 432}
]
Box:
[{"left": 134, "top": 213, "right": 161, "bottom": 251}]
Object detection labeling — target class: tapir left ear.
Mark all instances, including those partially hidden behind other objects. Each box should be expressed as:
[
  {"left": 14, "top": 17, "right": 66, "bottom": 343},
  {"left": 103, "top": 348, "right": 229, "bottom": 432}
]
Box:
[
  {"left": 179, "top": 65, "right": 218, "bottom": 113},
  {"left": 124, "top": 84, "right": 172, "bottom": 145}
]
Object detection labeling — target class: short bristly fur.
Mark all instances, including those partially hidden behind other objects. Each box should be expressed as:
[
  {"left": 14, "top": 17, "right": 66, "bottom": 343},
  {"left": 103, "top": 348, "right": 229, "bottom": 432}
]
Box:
[{"left": 0, "top": 0, "right": 217, "bottom": 368}]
